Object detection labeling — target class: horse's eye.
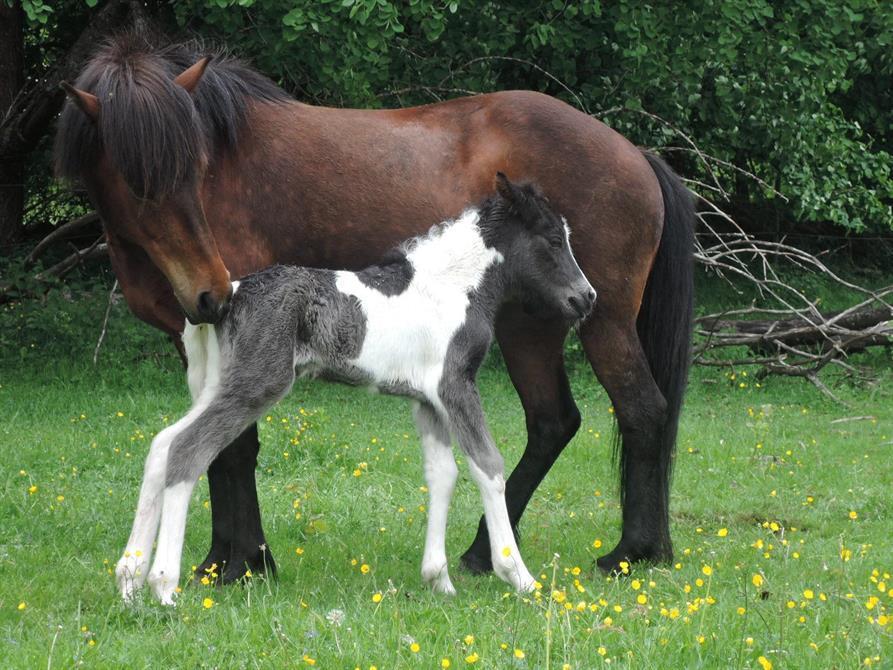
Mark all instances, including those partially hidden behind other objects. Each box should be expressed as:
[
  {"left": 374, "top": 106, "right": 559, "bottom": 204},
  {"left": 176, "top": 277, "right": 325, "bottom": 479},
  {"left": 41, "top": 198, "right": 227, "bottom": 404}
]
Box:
[{"left": 549, "top": 238, "right": 563, "bottom": 249}]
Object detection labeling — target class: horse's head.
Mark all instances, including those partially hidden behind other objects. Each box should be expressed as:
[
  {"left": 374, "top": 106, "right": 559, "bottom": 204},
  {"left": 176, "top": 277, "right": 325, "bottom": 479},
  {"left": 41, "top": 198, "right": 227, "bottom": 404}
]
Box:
[
  {"left": 491, "top": 173, "right": 596, "bottom": 321},
  {"left": 57, "top": 43, "right": 231, "bottom": 324}
]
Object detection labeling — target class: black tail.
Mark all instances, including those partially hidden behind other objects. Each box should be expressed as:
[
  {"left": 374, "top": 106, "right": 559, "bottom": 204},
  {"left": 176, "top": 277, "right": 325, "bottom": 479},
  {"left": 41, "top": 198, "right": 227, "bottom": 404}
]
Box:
[{"left": 629, "top": 151, "right": 695, "bottom": 548}]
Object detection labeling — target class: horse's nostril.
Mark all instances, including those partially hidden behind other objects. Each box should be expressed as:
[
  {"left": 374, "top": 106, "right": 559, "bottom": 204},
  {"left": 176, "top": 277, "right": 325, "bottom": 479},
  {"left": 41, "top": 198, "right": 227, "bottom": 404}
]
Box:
[
  {"left": 588, "top": 289, "right": 597, "bottom": 305},
  {"left": 197, "top": 291, "right": 215, "bottom": 317},
  {"left": 568, "top": 295, "right": 583, "bottom": 315}
]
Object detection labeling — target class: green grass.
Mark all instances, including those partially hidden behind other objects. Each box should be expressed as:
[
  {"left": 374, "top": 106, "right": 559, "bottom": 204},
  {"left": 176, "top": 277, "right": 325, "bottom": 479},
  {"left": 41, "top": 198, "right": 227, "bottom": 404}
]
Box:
[{"left": 1, "top": 290, "right": 891, "bottom": 669}]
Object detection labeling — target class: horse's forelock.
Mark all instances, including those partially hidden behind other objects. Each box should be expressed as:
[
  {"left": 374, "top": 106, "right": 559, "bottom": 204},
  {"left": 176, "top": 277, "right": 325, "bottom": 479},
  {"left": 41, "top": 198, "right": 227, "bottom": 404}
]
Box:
[
  {"left": 97, "top": 54, "right": 206, "bottom": 200},
  {"left": 54, "top": 33, "right": 289, "bottom": 199}
]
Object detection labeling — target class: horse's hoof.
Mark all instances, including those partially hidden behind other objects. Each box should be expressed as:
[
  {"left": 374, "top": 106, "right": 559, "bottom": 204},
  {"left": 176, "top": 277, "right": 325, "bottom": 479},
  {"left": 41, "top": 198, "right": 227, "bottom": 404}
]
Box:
[
  {"left": 459, "top": 549, "right": 492, "bottom": 575},
  {"left": 221, "top": 546, "right": 277, "bottom": 584},
  {"left": 596, "top": 541, "right": 672, "bottom": 574}
]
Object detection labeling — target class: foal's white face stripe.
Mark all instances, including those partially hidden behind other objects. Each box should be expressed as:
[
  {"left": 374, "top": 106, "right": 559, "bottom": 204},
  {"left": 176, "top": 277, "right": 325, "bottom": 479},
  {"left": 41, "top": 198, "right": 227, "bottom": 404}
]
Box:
[{"left": 562, "top": 217, "right": 596, "bottom": 296}]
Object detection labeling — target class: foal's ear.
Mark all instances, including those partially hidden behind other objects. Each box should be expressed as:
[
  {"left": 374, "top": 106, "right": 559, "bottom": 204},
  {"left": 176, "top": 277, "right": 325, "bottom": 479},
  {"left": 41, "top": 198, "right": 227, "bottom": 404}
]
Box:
[
  {"left": 61, "top": 82, "right": 100, "bottom": 122},
  {"left": 174, "top": 56, "right": 213, "bottom": 94},
  {"left": 495, "top": 172, "right": 522, "bottom": 204}
]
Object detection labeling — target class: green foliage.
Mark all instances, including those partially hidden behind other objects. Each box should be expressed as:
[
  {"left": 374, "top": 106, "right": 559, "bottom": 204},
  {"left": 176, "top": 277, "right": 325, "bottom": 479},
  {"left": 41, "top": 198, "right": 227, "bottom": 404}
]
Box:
[
  {"left": 163, "top": 0, "right": 893, "bottom": 232},
  {"left": 9, "top": 1, "right": 893, "bottom": 233}
]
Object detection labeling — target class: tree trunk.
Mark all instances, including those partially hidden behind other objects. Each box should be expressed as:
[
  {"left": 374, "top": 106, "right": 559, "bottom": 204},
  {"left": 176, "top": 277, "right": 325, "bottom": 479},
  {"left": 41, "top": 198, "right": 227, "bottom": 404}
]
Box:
[
  {"left": 0, "top": 0, "right": 149, "bottom": 255},
  {"left": 0, "top": 2, "right": 24, "bottom": 249}
]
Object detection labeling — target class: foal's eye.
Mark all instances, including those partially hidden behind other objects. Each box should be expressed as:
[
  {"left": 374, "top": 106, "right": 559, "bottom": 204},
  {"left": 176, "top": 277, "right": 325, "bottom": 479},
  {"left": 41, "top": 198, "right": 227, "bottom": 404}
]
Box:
[{"left": 548, "top": 238, "right": 563, "bottom": 249}]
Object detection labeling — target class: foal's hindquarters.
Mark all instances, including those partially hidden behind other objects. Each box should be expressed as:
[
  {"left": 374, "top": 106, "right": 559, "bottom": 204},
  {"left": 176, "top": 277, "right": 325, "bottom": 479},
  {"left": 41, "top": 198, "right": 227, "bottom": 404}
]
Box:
[{"left": 116, "top": 294, "right": 535, "bottom": 603}]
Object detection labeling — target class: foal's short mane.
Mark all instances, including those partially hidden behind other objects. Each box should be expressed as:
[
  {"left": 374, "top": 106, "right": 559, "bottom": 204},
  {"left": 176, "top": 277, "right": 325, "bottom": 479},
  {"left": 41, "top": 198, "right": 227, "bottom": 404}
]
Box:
[{"left": 54, "top": 32, "right": 289, "bottom": 199}]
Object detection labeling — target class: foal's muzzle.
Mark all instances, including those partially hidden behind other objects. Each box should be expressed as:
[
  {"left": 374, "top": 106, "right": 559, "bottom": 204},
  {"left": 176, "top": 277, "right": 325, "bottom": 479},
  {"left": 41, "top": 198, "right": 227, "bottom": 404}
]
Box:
[{"left": 567, "top": 288, "right": 597, "bottom": 320}]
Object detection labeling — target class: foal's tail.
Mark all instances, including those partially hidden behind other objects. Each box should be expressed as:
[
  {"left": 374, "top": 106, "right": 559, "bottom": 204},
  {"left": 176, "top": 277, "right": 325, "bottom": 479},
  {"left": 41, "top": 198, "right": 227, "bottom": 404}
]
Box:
[{"left": 635, "top": 151, "right": 695, "bottom": 526}]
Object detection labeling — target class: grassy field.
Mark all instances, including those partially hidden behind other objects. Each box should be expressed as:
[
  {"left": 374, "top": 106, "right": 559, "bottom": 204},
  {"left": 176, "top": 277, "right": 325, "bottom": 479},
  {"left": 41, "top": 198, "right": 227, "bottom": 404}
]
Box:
[{"left": 1, "top": 285, "right": 891, "bottom": 669}]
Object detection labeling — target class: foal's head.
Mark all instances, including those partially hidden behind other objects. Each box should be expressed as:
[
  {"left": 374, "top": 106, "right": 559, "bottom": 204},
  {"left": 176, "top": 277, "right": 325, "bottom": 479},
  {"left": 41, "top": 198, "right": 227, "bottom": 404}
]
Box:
[
  {"left": 490, "top": 173, "right": 596, "bottom": 321},
  {"left": 56, "top": 38, "right": 237, "bottom": 324}
]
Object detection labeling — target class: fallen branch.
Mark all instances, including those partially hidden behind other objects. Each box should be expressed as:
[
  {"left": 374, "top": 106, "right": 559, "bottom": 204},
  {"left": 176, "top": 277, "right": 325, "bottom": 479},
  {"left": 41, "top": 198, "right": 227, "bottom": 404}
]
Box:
[
  {"left": 34, "top": 235, "right": 107, "bottom": 281},
  {"left": 26, "top": 211, "right": 100, "bottom": 265}
]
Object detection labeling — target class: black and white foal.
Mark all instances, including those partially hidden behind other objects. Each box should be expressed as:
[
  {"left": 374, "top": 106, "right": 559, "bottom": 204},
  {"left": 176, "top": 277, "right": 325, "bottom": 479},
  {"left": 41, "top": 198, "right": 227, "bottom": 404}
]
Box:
[{"left": 116, "top": 174, "right": 596, "bottom": 604}]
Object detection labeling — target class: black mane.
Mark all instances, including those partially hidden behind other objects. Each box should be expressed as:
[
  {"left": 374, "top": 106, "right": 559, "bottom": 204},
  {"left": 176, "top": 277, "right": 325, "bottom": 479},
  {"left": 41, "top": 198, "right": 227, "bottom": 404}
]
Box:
[{"left": 54, "top": 32, "right": 289, "bottom": 200}]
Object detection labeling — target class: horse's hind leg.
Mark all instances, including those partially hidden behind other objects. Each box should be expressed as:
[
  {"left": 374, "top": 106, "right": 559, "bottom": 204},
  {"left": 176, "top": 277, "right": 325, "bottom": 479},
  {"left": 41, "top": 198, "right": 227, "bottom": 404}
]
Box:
[
  {"left": 460, "top": 308, "right": 578, "bottom": 574},
  {"left": 413, "top": 402, "right": 459, "bottom": 595},
  {"left": 580, "top": 318, "right": 671, "bottom": 572}
]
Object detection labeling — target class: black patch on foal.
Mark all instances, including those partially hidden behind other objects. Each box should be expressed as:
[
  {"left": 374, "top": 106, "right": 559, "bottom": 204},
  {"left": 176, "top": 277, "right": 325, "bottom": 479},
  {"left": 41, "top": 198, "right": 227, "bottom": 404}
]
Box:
[{"left": 355, "top": 249, "right": 414, "bottom": 296}]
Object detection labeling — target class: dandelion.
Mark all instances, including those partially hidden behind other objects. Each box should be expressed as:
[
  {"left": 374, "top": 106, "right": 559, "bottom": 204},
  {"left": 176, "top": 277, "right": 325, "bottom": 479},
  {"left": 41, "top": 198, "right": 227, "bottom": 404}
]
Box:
[
  {"left": 849, "top": 511, "right": 858, "bottom": 520},
  {"left": 326, "top": 609, "right": 345, "bottom": 626},
  {"left": 303, "top": 655, "right": 316, "bottom": 666},
  {"left": 513, "top": 649, "right": 525, "bottom": 659},
  {"left": 702, "top": 565, "right": 713, "bottom": 576},
  {"left": 295, "top": 547, "right": 304, "bottom": 555},
  {"left": 410, "top": 642, "right": 420, "bottom": 653},
  {"left": 757, "top": 656, "right": 773, "bottom": 670},
  {"left": 17, "top": 602, "right": 26, "bottom": 611},
  {"left": 465, "top": 652, "right": 479, "bottom": 664},
  {"left": 202, "top": 597, "right": 214, "bottom": 609},
  {"left": 464, "top": 634, "right": 475, "bottom": 645},
  {"left": 360, "top": 563, "right": 370, "bottom": 574},
  {"left": 803, "top": 589, "right": 814, "bottom": 600},
  {"left": 372, "top": 592, "right": 383, "bottom": 603},
  {"left": 717, "top": 528, "right": 728, "bottom": 537},
  {"left": 442, "top": 660, "right": 451, "bottom": 668},
  {"left": 592, "top": 539, "right": 602, "bottom": 549},
  {"left": 28, "top": 485, "right": 37, "bottom": 495},
  {"left": 597, "top": 646, "right": 607, "bottom": 656},
  {"left": 637, "top": 594, "right": 647, "bottom": 605},
  {"left": 752, "top": 574, "right": 764, "bottom": 588}
]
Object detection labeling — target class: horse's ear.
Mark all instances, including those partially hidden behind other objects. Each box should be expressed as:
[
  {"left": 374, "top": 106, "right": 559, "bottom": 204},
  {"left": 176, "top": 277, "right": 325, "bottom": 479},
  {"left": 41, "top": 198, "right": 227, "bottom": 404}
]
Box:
[
  {"left": 61, "top": 82, "right": 100, "bottom": 122},
  {"left": 174, "top": 56, "right": 212, "bottom": 94}
]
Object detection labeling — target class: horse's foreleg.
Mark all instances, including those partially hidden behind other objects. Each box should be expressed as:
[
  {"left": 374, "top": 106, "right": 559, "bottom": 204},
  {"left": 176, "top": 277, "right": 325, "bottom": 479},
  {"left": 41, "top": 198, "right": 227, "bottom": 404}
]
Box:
[
  {"left": 460, "top": 310, "right": 578, "bottom": 574},
  {"left": 413, "top": 402, "right": 458, "bottom": 595},
  {"left": 195, "top": 426, "right": 272, "bottom": 583},
  {"left": 581, "top": 319, "right": 671, "bottom": 572},
  {"left": 441, "top": 382, "right": 535, "bottom": 592}
]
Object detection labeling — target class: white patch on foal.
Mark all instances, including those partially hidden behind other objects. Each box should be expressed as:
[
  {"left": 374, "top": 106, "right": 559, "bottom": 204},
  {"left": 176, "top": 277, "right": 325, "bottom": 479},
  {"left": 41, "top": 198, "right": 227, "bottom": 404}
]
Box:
[{"left": 336, "top": 210, "right": 502, "bottom": 398}]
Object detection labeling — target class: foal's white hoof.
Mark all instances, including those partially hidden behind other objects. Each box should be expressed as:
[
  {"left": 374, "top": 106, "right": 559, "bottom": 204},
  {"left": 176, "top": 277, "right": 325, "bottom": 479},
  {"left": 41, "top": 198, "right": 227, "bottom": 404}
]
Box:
[
  {"left": 147, "top": 570, "right": 179, "bottom": 606},
  {"left": 115, "top": 553, "right": 150, "bottom": 601},
  {"left": 422, "top": 564, "right": 457, "bottom": 596},
  {"left": 493, "top": 559, "right": 536, "bottom": 593}
]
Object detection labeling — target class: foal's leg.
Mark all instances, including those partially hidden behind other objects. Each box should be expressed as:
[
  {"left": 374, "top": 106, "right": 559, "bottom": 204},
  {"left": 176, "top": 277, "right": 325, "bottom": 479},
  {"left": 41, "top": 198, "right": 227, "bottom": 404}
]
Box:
[
  {"left": 115, "top": 326, "right": 213, "bottom": 600},
  {"left": 440, "top": 380, "right": 535, "bottom": 592},
  {"left": 413, "top": 402, "right": 459, "bottom": 595},
  {"left": 461, "top": 308, "right": 579, "bottom": 574},
  {"left": 147, "top": 387, "right": 290, "bottom": 604}
]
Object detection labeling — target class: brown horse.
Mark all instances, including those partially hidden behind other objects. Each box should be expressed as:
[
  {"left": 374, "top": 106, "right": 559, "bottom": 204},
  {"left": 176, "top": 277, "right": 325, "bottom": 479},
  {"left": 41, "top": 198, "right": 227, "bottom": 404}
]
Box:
[{"left": 56, "top": 35, "right": 693, "bottom": 581}]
